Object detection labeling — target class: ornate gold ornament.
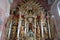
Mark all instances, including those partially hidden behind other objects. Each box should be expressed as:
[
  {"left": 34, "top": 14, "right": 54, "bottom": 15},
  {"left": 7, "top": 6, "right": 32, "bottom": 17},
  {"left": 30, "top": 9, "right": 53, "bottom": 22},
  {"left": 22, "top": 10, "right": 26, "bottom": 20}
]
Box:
[{"left": 6, "top": 0, "right": 56, "bottom": 40}]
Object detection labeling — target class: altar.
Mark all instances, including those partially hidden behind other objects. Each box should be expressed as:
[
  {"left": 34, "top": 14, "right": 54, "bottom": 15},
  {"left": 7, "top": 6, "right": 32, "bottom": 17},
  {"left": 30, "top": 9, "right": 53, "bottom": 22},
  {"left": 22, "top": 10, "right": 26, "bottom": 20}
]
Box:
[{"left": 6, "top": 0, "right": 56, "bottom": 40}]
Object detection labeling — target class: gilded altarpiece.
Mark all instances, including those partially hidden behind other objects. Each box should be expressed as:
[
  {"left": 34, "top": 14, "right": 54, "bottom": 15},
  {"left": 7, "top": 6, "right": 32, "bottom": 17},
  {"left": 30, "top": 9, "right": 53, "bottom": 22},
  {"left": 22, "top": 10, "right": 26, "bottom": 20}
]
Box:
[{"left": 6, "top": 0, "right": 56, "bottom": 40}]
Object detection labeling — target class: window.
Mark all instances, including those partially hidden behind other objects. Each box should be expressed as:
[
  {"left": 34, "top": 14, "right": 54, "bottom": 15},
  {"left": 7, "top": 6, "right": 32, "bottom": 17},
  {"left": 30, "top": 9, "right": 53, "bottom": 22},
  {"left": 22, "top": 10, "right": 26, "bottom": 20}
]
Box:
[{"left": 57, "top": 1, "right": 60, "bottom": 16}]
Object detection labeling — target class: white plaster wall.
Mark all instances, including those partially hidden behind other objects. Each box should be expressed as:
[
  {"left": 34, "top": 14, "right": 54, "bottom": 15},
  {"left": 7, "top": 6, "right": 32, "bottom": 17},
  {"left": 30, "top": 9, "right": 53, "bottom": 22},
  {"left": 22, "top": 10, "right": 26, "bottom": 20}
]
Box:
[{"left": 0, "top": 0, "right": 10, "bottom": 40}]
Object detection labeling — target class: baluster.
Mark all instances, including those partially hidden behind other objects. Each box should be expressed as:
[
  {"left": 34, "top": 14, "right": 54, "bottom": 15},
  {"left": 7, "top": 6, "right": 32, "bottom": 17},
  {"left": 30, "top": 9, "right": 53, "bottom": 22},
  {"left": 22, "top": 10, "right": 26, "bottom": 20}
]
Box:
[
  {"left": 17, "top": 11, "right": 22, "bottom": 40},
  {"left": 34, "top": 16, "right": 37, "bottom": 40}
]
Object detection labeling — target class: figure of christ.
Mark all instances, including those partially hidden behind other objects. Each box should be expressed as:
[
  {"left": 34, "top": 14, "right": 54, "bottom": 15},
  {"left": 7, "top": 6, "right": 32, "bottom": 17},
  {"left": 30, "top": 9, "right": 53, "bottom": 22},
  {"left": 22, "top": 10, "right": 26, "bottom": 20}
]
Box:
[
  {"left": 28, "top": 23, "right": 35, "bottom": 37},
  {"left": 29, "top": 23, "right": 35, "bottom": 33}
]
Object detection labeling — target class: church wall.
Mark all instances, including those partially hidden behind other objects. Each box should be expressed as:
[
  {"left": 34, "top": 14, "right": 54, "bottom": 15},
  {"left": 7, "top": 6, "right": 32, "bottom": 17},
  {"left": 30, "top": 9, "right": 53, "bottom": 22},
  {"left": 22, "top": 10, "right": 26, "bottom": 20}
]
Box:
[
  {"left": 50, "top": 0, "right": 60, "bottom": 40},
  {"left": 0, "top": 0, "right": 10, "bottom": 40}
]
